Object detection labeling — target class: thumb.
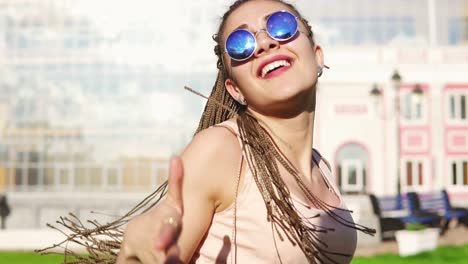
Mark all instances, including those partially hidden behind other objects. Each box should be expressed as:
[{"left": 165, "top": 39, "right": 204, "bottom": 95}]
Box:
[{"left": 167, "top": 155, "right": 184, "bottom": 214}]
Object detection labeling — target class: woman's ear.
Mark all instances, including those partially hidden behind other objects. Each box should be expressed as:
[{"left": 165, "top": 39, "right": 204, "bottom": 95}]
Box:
[
  {"left": 314, "top": 45, "right": 324, "bottom": 68},
  {"left": 225, "top": 78, "right": 246, "bottom": 105}
]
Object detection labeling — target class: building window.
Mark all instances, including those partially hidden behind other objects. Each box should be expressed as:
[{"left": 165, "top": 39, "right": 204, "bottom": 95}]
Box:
[
  {"left": 319, "top": 15, "right": 415, "bottom": 46},
  {"left": 463, "top": 95, "right": 467, "bottom": 119},
  {"left": 402, "top": 158, "right": 427, "bottom": 191},
  {"left": 450, "top": 96, "right": 456, "bottom": 118},
  {"left": 451, "top": 159, "right": 468, "bottom": 187},
  {"left": 449, "top": 17, "right": 468, "bottom": 45},
  {"left": 448, "top": 91, "right": 468, "bottom": 121},
  {"left": 401, "top": 90, "right": 425, "bottom": 121},
  {"left": 336, "top": 143, "right": 368, "bottom": 194},
  {"left": 105, "top": 166, "right": 121, "bottom": 187},
  {"left": 74, "top": 166, "right": 88, "bottom": 187},
  {"left": 0, "top": 145, "right": 7, "bottom": 161},
  {"left": 338, "top": 159, "right": 366, "bottom": 193}
]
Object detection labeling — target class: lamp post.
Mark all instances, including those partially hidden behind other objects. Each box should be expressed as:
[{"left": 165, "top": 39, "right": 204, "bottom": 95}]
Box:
[
  {"left": 370, "top": 70, "right": 424, "bottom": 196},
  {"left": 390, "top": 70, "right": 402, "bottom": 196}
]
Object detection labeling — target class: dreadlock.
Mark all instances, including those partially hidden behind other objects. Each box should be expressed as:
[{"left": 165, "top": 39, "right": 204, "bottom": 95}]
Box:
[{"left": 37, "top": 1, "right": 375, "bottom": 263}]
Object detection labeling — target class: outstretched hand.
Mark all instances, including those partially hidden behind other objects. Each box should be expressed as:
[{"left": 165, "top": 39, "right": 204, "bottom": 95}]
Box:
[{"left": 117, "top": 156, "right": 184, "bottom": 264}]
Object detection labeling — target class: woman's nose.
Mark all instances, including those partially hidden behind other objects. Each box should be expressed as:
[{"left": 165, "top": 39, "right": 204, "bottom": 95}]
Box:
[{"left": 254, "top": 30, "right": 280, "bottom": 57}]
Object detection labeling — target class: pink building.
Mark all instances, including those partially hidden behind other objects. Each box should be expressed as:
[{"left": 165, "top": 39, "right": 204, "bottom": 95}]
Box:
[{"left": 315, "top": 47, "right": 468, "bottom": 206}]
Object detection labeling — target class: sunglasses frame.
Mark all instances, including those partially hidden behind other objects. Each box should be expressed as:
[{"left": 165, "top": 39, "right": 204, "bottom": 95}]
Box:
[{"left": 224, "top": 10, "right": 299, "bottom": 62}]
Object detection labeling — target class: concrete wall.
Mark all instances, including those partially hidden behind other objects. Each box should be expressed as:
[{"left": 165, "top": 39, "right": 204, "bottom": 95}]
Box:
[{"left": 3, "top": 192, "right": 149, "bottom": 229}]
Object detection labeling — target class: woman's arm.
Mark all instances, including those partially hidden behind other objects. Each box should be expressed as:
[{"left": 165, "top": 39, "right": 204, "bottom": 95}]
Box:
[
  {"left": 177, "top": 126, "right": 242, "bottom": 261},
  {"left": 117, "top": 126, "right": 241, "bottom": 263}
]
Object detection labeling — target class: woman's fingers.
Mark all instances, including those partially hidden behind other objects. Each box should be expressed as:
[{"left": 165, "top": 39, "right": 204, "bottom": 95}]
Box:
[
  {"left": 154, "top": 156, "right": 184, "bottom": 251},
  {"left": 154, "top": 214, "right": 181, "bottom": 250},
  {"left": 116, "top": 244, "right": 143, "bottom": 264},
  {"left": 167, "top": 156, "right": 184, "bottom": 214},
  {"left": 165, "top": 244, "right": 182, "bottom": 264},
  {"left": 118, "top": 156, "right": 185, "bottom": 263}
]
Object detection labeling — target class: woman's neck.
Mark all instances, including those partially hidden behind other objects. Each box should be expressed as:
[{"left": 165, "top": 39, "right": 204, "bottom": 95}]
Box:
[{"left": 252, "top": 110, "right": 316, "bottom": 175}]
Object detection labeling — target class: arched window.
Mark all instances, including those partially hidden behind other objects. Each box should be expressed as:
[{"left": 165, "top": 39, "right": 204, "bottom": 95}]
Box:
[{"left": 336, "top": 143, "right": 368, "bottom": 194}]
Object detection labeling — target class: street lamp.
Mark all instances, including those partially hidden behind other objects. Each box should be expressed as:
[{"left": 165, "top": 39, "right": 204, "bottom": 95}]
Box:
[
  {"left": 412, "top": 83, "right": 424, "bottom": 104},
  {"left": 370, "top": 83, "right": 382, "bottom": 97},
  {"left": 391, "top": 70, "right": 402, "bottom": 196},
  {"left": 369, "top": 70, "right": 424, "bottom": 196},
  {"left": 391, "top": 70, "right": 402, "bottom": 90}
]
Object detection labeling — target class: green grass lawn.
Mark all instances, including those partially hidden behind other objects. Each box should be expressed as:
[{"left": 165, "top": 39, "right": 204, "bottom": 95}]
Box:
[
  {"left": 0, "top": 252, "right": 65, "bottom": 264},
  {"left": 1, "top": 245, "right": 467, "bottom": 263},
  {"left": 352, "top": 245, "right": 468, "bottom": 264}
]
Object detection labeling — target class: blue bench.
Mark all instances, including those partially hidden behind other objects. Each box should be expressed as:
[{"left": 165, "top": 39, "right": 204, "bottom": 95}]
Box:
[
  {"left": 369, "top": 193, "right": 441, "bottom": 240},
  {"left": 369, "top": 194, "right": 405, "bottom": 240},
  {"left": 407, "top": 190, "right": 468, "bottom": 230}
]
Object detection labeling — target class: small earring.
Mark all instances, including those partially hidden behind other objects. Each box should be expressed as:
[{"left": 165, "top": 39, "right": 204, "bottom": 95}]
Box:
[
  {"left": 317, "top": 65, "right": 329, "bottom": 77},
  {"left": 237, "top": 95, "right": 247, "bottom": 105},
  {"left": 317, "top": 66, "right": 323, "bottom": 77}
]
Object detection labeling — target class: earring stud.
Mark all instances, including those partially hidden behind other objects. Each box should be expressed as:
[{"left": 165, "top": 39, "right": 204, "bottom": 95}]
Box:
[
  {"left": 317, "top": 67, "right": 323, "bottom": 77},
  {"left": 237, "top": 95, "right": 247, "bottom": 105},
  {"left": 317, "top": 65, "right": 329, "bottom": 77}
]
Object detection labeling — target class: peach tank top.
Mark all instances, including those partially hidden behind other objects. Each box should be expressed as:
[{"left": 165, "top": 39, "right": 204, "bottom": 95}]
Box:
[{"left": 191, "top": 120, "right": 357, "bottom": 264}]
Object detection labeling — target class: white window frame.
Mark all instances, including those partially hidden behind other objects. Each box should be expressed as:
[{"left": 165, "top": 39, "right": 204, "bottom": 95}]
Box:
[
  {"left": 446, "top": 90, "right": 468, "bottom": 124},
  {"left": 400, "top": 89, "right": 427, "bottom": 125},
  {"left": 448, "top": 158, "right": 468, "bottom": 190},
  {"left": 340, "top": 159, "right": 365, "bottom": 193},
  {"left": 400, "top": 157, "right": 430, "bottom": 192}
]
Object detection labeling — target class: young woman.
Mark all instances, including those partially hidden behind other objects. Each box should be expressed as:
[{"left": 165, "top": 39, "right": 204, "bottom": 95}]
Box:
[{"left": 51, "top": 0, "right": 374, "bottom": 263}]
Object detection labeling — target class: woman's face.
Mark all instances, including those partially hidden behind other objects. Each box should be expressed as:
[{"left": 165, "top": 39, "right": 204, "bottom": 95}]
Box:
[{"left": 222, "top": 0, "right": 323, "bottom": 116}]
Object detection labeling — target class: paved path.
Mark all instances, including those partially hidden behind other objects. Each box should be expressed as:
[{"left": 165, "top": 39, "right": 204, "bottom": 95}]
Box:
[
  {"left": 0, "top": 229, "right": 83, "bottom": 252},
  {"left": 355, "top": 225, "right": 468, "bottom": 257}
]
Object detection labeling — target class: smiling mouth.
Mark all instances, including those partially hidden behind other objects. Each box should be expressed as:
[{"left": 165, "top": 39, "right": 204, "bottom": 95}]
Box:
[{"left": 260, "top": 59, "right": 291, "bottom": 79}]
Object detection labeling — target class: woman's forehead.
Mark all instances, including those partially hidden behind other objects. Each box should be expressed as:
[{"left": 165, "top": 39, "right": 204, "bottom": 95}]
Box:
[{"left": 222, "top": 0, "right": 294, "bottom": 36}]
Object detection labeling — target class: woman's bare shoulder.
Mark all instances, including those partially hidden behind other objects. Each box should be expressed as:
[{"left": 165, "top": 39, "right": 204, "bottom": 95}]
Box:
[
  {"left": 180, "top": 125, "right": 242, "bottom": 199},
  {"left": 183, "top": 125, "right": 240, "bottom": 160}
]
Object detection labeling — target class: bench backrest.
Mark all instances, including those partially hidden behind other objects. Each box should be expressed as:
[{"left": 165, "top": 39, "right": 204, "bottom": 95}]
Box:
[
  {"left": 408, "top": 190, "right": 450, "bottom": 214},
  {"left": 369, "top": 194, "right": 410, "bottom": 216}
]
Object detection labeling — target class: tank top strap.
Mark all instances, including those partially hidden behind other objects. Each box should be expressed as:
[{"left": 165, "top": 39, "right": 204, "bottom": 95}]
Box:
[
  {"left": 312, "top": 148, "right": 341, "bottom": 196},
  {"left": 312, "top": 149, "right": 331, "bottom": 177}
]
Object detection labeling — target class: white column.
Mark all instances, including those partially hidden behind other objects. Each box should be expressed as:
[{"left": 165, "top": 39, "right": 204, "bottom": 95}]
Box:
[{"left": 428, "top": 0, "right": 437, "bottom": 46}]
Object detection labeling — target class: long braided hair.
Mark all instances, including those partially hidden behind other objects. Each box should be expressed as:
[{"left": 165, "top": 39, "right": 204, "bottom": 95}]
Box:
[{"left": 37, "top": 1, "right": 375, "bottom": 263}]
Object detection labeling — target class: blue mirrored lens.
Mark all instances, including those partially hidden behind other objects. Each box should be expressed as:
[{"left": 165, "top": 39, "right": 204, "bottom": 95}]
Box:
[
  {"left": 267, "top": 11, "right": 298, "bottom": 40},
  {"left": 226, "top": 29, "right": 256, "bottom": 61}
]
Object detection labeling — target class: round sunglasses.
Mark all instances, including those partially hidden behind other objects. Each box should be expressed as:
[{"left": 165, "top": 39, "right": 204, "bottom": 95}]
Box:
[{"left": 225, "top": 10, "right": 299, "bottom": 62}]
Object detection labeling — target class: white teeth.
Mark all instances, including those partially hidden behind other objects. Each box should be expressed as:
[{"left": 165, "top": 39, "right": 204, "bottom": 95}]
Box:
[{"left": 261, "top": 60, "right": 291, "bottom": 78}]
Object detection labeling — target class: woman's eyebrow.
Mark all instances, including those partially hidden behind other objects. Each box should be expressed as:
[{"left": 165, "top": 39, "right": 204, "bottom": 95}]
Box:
[
  {"left": 233, "top": 12, "right": 272, "bottom": 31},
  {"left": 234, "top": 24, "right": 249, "bottom": 30}
]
